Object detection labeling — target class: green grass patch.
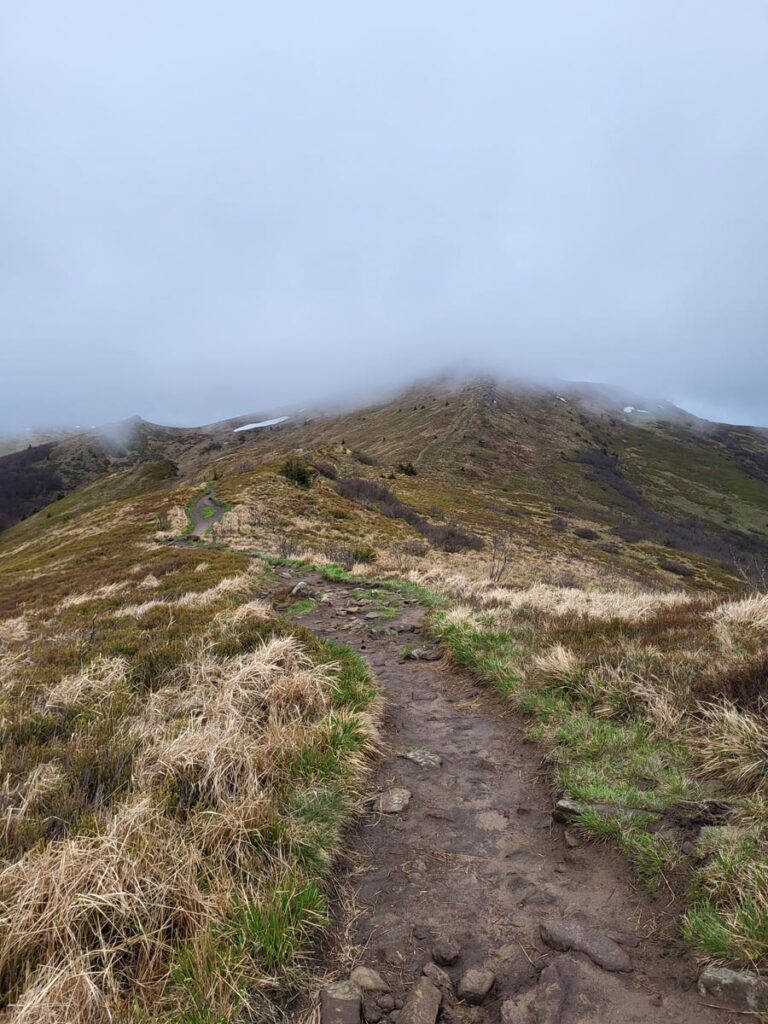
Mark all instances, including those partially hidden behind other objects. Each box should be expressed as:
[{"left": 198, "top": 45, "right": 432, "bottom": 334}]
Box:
[{"left": 575, "top": 807, "right": 675, "bottom": 892}]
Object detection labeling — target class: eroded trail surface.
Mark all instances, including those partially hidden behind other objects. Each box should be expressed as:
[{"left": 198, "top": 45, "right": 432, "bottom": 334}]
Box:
[{"left": 284, "top": 572, "right": 726, "bottom": 1024}]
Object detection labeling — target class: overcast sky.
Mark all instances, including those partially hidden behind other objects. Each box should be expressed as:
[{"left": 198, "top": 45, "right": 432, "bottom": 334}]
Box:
[{"left": 2, "top": 2, "right": 768, "bottom": 431}]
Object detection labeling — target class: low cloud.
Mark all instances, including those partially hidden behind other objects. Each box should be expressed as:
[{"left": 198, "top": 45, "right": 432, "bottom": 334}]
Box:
[{"left": 2, "top": 2, "right": 768, "bottom": 430}]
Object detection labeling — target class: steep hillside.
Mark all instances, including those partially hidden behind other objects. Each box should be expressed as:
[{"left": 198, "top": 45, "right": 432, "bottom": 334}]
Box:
[
  {"left": 4, "top": 378, "right": 768, "bottom": 588},
  {"left": 194, "top": 378, "right": 768, "bottom": 590}
]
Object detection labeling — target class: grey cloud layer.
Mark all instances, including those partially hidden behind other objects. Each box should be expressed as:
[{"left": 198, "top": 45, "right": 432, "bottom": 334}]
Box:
[{"left": 2, "top": 1, "right": 768, "bottom": 429}]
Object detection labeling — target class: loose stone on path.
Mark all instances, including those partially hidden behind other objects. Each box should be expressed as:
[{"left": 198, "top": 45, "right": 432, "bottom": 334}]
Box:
[
  {"left": 540, "top": 918, "right": 633, "bottom": 972},
  {"left": 397, "top": 977, "right": 442, "bottom": 1024},
  {"left": 398, "top": 748, "right": 442, "bottom": 768},
  {"left": 374, "top": 788, "right": 412, "bottom": 813},
  {"left": 320, "top": 979, "right": 361, "bottom": 1024}
]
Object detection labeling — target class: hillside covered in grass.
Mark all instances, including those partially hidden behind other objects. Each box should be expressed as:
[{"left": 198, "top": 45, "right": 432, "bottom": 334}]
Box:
[
  {"left": 0, "top": 473, "right": 379, "bottom": 1022},
  {"left": 2, "top": 376, "right": 768, "bottom": 1016}
]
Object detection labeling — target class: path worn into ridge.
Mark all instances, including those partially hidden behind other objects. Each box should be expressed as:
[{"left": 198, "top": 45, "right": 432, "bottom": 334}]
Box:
[{"left": 283, "top": 572, "right": 727, "bottom": 1023}]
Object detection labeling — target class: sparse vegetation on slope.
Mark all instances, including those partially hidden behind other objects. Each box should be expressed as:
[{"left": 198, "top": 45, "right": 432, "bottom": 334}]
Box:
[
  {"left": 429, "top": 573, "right": 768, "bottom": 967},
  {"left": 0, "top": 471, "right": 379, "bottom": 1022}
]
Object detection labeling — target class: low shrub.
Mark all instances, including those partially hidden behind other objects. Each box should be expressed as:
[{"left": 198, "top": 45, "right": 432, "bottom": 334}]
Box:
[
  {"left": 336, "top": 477, "right": 482, "bottom": 553},
  {"left": 659, "top": 557, "right": 695, "bottom": 577},
  {"left": 312, "top": 461, "right": 338, "bottom": 481},
  {"left": 280, "top": 457, "right": 312, "bottom": 488}
]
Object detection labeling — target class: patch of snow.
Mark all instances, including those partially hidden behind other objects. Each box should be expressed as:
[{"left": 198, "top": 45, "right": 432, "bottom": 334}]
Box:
[
  {"left": 637, "top": 408, "right": 650, "bottom": 414},
  {"left": 558, "top": 396, "right": 567, "bottom": 403},
  {"left": 623, "top": 406, "right": 635, "bottom": 413},
  {"left": 233, "top": 416, "right": 289, "bottom": 433}
]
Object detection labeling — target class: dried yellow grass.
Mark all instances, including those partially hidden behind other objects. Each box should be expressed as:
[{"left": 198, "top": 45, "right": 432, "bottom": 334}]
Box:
[
  {"left": 529, "top": 644, "right": 582, "bottom": 689},
  {"left": 45, "top": 656, "right": 128, "bottom": 711},
  {"left": 710, "top": 594, "right": 768, "bottom": 650},
  {"left": 408, "top": 569, "right": 693, "bottom": 622},
  {"left": 696, "top": 700, "right": 768, "bottom": 792},
  {"left": 0, "top": 798, "right": 214, "bottom": 995},
  {"left": 117, "top": 599, "right": 166, "bottom": 619},
  {"left": 2, "top": 764, "right": 65, "bottom": 841},
  {"left": 0, "top": 616, "right": 30, "bottom": 646},
  {"left": 175, "top": 573, "right": 253, "bottom": 610},
  {"left": 9, "top": 958, "right": 113, "bottom": 1024},
  {"left": 57, "top": 582, "right": 131, "bottom": 611}
]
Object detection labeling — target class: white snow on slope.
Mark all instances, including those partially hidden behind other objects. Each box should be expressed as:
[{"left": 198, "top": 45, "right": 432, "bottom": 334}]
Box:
[{"left": 233, "top": 416, "right": 289, "bottom": 432}]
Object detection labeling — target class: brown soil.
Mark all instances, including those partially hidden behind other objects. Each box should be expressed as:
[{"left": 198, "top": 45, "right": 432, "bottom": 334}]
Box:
[{"left": 283, "top": 571, "right": 729, "bottom": 1023}]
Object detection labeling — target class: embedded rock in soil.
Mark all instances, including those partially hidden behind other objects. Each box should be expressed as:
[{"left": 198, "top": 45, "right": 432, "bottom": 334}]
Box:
[
  {"left": 351, "top": 966, "right": 390, "bottom": 992},
  {"left": 540, "top": 919, "right": 633, "bottom": 972},
  {"left": 432, "top": 937, "right": 461, "bottom": 966},
  {"left": 321, "top": 979, "right": 362, "bottom": 1024},
  {"left": 501, "top": 999, "right": 527, "bottom": 1024},
  {"left": 534, "top": 955, "right": 599, "bottom": 1024},
  {"left": 398, "top": 977, "right": 442, "bottom": 1024},
  {"left": 404, "top": 646, "right": 442, "bottom": 661},
  {"left": 374, "top": 788, "right": 412, "bottom": 813},
  {"left": 362, "top": 993, "right": 384, "bottom": 1022},
  {"left": 698, "top": 966, "right": 768, "bottom": 1012},
  {"left": 457, "top": 966, "right": 495, "bottom": 1004},
  {"left": 399, "top": 748, "right": 442, "bottom": 768},
  {"left": 422, "top": 961, "right": 453, "bottom": 994},
  {"left": 552, "top": 798, "right": 586, "bottom": 823}
]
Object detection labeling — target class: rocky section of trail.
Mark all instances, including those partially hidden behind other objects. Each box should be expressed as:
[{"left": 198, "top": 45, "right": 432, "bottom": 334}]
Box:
[{"left": 274, "top": 571, "right": 731, "bottom": 1023}]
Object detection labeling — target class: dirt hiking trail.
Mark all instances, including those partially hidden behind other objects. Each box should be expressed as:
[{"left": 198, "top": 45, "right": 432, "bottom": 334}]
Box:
[{"left": 279, "top": 571, "right": 729, "bottom": 1024}]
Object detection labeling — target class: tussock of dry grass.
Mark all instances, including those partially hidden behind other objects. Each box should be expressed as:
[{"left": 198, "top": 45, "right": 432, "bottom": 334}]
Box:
[
  {"left": 410, "top": 569, "right": 694, "bottom": 621},
  {"left": 118, "top": 598, "right": 167, "bottom": 618},
  {"left": 0, "top": 615, "right": 30, "bottom": 645},
  {"left": 57, "top": 581, "right": 131, "bottom": 611},
  {"left": 2, "top": 764, "right": 65, "bottom": 841},
  {"left": 696, "top": 700, "right": 768, "bottom": 792},
  {"left": 530, "top": 644, "right": 581, "bottom": 689},
  {"left": 1, "top": 573, "right": 378, "bottom": 1021},
  {"left": 1, "top": 798, "right": 213, "bottom": 1010},
  {"left": 45, "top": 656, "right": 128, "bottom": 711},
  {"left": 710, "top": 593, "right": 768, "bottom": 651}
]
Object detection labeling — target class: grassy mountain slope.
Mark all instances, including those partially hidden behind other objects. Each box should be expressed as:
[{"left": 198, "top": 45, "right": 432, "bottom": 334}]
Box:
[{"left": 2, "top": 377, "right": 768, "bottom": 1015}]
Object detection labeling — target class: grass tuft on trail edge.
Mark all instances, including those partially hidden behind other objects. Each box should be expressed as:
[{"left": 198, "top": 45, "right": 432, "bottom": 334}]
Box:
[{"left": 430, "top": 586, "right": 768, "bottom": 968}]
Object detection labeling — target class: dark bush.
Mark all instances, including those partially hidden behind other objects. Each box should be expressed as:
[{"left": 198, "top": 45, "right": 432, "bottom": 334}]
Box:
[
  {"left": 323, "top": 543, "right": 377, "bottom": 568},
  {"left": 659, "top": 557, "right": 695, "bottom": 577},
  {"left": 612, "top": 526, "right": 645, "bottom": 544},
  {"left": 280, "top": 456, "right": 312, "bottom": 488},
  {"left": 396, "top": 461, "right": 417, "bottom": 476},
  {"left": 574, "top": 527, "right": 599, "bottom": 540},
  {"left": 352, "top": 450, "right": 377, "bottom": 466},
  {"left": 400, "top": 540, "right": 429, "bottom": 557},
  {"left": 336, "top": 477, "right": 483, "bottom": 553},
  {"left": 550, "top": 516, "right": 567, "bottom": 533},
  {"left": 312, "top": 461, "right": 338, "bottom": 481}
]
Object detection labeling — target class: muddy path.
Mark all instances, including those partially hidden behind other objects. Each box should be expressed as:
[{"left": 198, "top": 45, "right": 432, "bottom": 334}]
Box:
[{"left": 280, "top": 571, "right": 728, "bottom": 1023}]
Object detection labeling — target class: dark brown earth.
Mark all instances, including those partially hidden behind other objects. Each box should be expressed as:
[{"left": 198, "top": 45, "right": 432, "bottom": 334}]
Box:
[{"left": 282, "top": 571, "right": 729, "bottom": 1023}]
